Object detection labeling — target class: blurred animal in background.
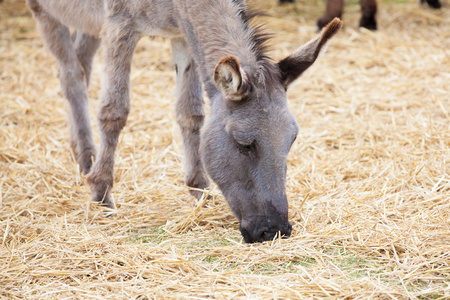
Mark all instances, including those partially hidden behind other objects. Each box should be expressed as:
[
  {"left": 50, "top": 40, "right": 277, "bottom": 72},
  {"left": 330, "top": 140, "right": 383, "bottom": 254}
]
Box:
[
  {"left": 278, "top": 0, "right": 442, "bottom": 30},
  {"left": 318, "top": 0, "right": 378, "bottom": 30},
  {"left": 420, "top": 0, "right": 442, "bottom": 8},
  {"left": 317, "top": 0, "right": 441, "bottom": 30}
]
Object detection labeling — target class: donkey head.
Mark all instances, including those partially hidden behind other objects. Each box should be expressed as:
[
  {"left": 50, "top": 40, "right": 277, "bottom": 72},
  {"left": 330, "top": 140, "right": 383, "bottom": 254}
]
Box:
[{"left": 200, "top": 19, "right": 343, "bottom": 243}]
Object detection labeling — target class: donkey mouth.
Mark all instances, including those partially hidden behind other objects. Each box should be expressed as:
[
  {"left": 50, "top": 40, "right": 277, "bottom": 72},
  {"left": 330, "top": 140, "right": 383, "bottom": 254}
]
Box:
[{"left": 239, "top": 222, "right": 292, "bottom": 243}]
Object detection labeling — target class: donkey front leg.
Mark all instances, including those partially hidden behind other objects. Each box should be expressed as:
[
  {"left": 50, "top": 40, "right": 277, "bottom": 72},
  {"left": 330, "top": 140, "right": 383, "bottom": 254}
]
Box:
[
  {"left": 86, "top": 19, "right": 139, "bottom": 208},
  {"left": 171, "top": 38, "right": 210, "bottom": 199},
  {"left": 26, "top": 0, "right": 96, "bottom": 174}
]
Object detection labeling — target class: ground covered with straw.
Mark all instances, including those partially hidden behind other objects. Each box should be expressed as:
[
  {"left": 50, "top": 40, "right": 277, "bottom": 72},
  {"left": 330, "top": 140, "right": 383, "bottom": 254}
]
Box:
[{"left": 1, "top": 0, "right": 449, "bottom": 298}]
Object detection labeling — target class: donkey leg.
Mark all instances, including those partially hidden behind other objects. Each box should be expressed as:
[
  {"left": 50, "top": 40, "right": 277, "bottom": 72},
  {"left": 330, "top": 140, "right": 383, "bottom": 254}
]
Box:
[
  {"left": 171, "top": 38, "right": 210, "bottom": 200},
  {"left": 26, "top": 0, "right": 95, "bottom": 174},
  {"left": 318, "top": 0, "right": 344, "bottom": 30},
  {"left": 360, "top": 0, "right": 377, "bottom": 30},
  {"left": 86, "top": 18, "right": 139, "bottom": 208},
  {"left": 68, "top": 31, "right": 101, "bottom": 173},
  {"left": 72, "top": 30, "right": 101, "bottom": 88}
]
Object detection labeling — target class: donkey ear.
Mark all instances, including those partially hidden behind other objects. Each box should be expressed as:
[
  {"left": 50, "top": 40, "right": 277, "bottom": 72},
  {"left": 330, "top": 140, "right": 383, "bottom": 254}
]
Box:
[
  {"left": 214, "top": 56, "right": 251, "bottom": 101},
  {"left": 278, "top": 18, "right": 343, "bottom": 89}
]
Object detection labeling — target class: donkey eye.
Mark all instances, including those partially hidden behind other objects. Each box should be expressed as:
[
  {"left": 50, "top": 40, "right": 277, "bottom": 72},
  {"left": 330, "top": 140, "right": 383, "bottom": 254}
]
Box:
[{"left": 236, "top": 140, "right": 257, "bottom": 157}]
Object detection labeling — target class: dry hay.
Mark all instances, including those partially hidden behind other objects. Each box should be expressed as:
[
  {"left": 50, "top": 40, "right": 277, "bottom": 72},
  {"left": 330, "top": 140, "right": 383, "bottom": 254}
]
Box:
[{"left": 1, "top": 0, "right": 449, "bottom": 298}]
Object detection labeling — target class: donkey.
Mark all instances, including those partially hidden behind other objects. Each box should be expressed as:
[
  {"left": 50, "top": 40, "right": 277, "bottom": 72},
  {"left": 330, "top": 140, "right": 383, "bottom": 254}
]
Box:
[
  {"left": 317, "top": 0, "right": 442, "bottom": 30},
  {"left": 26, "top": 0, "right": 342, "bottom": 243}
]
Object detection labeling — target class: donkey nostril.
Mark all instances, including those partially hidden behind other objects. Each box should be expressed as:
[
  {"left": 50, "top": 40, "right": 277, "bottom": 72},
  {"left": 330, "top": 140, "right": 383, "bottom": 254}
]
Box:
[{"left": 261, "top": 231, "right": 277, "bottom": 241}]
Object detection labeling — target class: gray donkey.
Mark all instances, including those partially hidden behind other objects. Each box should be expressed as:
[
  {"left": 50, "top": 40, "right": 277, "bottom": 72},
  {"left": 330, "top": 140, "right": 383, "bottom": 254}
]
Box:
[{"left": 26, "top": 0, "right": 342, "bottom": 243}]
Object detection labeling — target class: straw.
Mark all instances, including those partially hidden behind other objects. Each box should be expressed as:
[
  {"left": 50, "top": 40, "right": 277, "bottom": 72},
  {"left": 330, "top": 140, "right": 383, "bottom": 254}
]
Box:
[{"left": 1, "top": 0, "right": 449, "bottom": 298}]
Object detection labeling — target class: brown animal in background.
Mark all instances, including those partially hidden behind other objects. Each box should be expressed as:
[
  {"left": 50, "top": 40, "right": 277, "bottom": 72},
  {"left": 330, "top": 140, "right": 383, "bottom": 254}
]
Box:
[
  {"left": 318, "top": 0, "right": 377, "bottom": 30},
  {"left": 26, "top": 0, "right": 342, "bottom": 243},
  {"left": 317, "top": 0, "right": 442, "bottom": 30}
]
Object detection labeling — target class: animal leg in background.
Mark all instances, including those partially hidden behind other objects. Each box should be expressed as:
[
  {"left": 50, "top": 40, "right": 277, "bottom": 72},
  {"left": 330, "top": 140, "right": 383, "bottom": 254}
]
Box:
[
  {"left": 318, "top": 0, "right": 344, "bottom": 30},
  {"left": 86, "top": 14, "right": 139, "bottom": 208},
  {"left": 318, "top": 0, "right": 377, "bottom": 30},
  {"left": 359, "top": 0, "right": 377, "bottom": 30},
  {"left": 171, "top": 38, "right": 210, "bottom": 199},
  {"left": 422, "top": 0, "right": 441, "bottom": 9},
  {"left": 26, "top": 0, "right": 96, "bottom": 175}
]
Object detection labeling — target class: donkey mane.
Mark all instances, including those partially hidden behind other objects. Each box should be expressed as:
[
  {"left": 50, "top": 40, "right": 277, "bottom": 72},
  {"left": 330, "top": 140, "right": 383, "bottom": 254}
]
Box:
[
  {"left": 238, "top": 6, "right": 280, "bottom": 86},
  {"left": 178, "top": 0, "right": 280, "bottom": 95}
]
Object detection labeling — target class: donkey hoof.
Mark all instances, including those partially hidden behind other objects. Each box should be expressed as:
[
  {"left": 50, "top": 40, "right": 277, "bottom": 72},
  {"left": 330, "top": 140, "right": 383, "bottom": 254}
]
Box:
[
  {"left": 86, "top": 172, "right": 114, "bottom": 209},
  {"left": 189, "top": 188, "right": 210, "bottom": 200},
  {"left": 188, "top": 182, "right": 212, "bottom": 200},
  {"left": 78, "top": 150, "right": 96, "bottom": 175},
  {"left": 79, "top": 160, "right": 93, "bottom": 175},
  {"left": 187, "top": 175, "right": 210, "bottom": 200},
  {"left": 91, "top": 192, "right": 115, "bottom": 209}
]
